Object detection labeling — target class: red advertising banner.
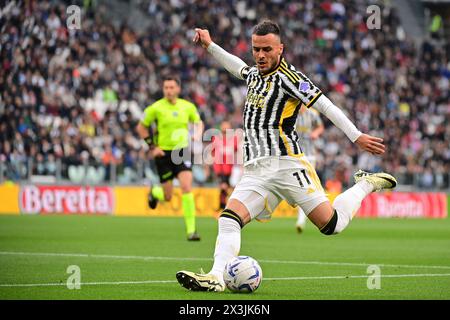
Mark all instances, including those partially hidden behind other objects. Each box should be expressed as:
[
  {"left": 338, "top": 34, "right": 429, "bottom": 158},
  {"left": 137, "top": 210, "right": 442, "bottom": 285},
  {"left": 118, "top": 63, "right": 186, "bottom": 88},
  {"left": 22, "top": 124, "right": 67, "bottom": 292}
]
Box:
[
  {"left": 357, "top": 192, "right": 447, "bottom": 218},
  {"left": 19, "top": 185, "right": 114, "bottom": 215}
]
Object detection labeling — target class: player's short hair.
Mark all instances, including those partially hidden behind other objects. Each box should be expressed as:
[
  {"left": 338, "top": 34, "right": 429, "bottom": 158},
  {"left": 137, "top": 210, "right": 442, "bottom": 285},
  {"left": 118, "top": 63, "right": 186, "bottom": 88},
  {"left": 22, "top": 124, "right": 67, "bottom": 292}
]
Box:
[
  {"left": 162, "top": 75, "right": 181, "bottom": 86},
  {"left": 252, "top": 20, "right": 281, "bottom": 37}
]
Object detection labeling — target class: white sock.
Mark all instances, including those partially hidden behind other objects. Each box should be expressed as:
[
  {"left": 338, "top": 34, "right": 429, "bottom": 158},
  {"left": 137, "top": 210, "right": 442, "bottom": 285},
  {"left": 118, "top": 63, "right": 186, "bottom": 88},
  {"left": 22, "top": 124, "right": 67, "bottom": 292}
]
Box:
[
  {"left": 332, "top": 180, "right": 374, "bottom": 234},
  {"left": 296, "top": 207, "right": 307, "bottom": 228},
  {"left": 209, "top": 217, "right": 241, "bottom": 281}
]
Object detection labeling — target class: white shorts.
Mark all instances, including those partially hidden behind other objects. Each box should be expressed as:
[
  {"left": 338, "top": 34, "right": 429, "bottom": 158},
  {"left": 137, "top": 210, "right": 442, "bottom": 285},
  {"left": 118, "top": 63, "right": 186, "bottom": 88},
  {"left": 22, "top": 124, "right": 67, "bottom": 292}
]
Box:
[{"left": 229, "top": 156, "right": 328, "bottom": 221}]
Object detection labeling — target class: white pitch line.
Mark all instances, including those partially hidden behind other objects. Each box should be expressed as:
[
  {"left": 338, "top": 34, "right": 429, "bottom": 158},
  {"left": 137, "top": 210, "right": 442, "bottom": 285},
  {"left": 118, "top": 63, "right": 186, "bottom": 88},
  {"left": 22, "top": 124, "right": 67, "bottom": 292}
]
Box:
[
  {"left": 1, "top": 251, "right": 450, "bottom": 270},
  {"left": 265, "top": 273, "right": 450, "bottom": 281},
  {"left": 258, "top": 259, "right": 450, "bottom": 270},
  {"left": 2, "top": 273, "right": 450, "bottom": 288},
  {"left": 0, "top": 251, "right": 209, "bottom": 262},
  {"left": 0, "top": 280, "right": 177, "bottom": 288}
]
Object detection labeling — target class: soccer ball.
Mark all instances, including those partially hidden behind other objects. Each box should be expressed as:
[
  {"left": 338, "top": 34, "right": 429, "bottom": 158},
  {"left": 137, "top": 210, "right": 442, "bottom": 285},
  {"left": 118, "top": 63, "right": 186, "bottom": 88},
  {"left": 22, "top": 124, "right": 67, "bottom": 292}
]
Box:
[{"left": 223, "top": 256, "right": 263, "bottom": 293}]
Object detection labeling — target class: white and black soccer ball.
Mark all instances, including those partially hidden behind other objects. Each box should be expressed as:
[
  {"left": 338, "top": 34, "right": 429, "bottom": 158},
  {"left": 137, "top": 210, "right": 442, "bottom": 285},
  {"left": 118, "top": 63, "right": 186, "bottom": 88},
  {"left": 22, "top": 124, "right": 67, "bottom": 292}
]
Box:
[{"left": 223, "top": 256, "right": 262, "bottom": 293}]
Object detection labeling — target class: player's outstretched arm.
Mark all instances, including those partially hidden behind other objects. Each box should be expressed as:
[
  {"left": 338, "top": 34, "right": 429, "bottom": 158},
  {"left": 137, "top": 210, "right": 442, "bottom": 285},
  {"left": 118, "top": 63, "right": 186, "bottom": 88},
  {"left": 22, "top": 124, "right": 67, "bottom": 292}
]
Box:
[
  {"left": 312, "top": 95, "right": 385, "bottom": 155},
  {"left": 193, "top": 28, "right": 248, "bottom": 80}
]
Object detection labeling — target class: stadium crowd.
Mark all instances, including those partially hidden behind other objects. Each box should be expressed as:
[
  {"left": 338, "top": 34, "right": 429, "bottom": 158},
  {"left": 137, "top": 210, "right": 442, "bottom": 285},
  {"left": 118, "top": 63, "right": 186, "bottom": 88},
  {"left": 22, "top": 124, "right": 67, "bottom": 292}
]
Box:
[{"left": 0, "top": 0, "right": 449, "bottom": 189}]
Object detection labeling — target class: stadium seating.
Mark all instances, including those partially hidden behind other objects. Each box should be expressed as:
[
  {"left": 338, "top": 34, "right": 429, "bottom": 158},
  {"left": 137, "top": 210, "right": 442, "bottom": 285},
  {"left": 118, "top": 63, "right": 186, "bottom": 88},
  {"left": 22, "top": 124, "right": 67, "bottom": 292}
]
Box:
[{"left": 0, "top": 0, "right": 448, "bottom": 189}]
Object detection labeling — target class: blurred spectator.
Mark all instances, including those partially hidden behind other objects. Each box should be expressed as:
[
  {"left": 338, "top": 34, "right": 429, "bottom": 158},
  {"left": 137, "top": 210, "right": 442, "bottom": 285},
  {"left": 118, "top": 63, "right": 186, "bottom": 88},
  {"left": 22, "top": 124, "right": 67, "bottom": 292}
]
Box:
[
  {"left": 429, "top": 14, "right": 443, "bottom": 40},
  {"left": 325, "top": 174, "right": 343, "bottom": 195}
]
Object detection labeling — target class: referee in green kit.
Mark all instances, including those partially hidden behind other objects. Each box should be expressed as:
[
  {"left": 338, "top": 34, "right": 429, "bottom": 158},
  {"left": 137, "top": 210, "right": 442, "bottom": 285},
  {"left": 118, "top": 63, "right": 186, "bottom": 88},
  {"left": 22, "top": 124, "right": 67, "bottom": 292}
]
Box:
[{"left": 136, "top": 75, "right": 203, "bottom": 241}]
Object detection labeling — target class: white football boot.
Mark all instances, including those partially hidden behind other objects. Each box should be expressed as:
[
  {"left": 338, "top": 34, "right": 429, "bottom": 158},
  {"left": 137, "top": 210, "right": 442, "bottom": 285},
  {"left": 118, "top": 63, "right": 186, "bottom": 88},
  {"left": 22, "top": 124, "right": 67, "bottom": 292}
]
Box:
[
  {"left": 176, "top": 270, "right": 225, "bottom": 292},
  {"left": 354, "top": 170, "right": 397, "bottom": 192}
]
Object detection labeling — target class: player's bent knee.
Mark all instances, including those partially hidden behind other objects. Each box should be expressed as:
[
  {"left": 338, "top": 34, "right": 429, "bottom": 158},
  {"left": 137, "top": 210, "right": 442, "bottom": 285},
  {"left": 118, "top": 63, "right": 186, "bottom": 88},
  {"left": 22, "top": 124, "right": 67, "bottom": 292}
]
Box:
[
  {"left": 225, "top": 198, "right": 251, "bottom": 225},
  {"left": 164, "top": 194, "right": 172, "bottom": 201},
  {"left": 319, "top": 210, "right": 338, "bottom": 235}
]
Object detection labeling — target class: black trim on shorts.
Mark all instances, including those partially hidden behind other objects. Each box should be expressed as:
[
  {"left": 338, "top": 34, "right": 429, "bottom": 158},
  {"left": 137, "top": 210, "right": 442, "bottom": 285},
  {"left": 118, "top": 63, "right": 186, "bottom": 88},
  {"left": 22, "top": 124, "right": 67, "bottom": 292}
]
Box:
[{"left": 154, "top": 148, "right": 192, "bottom": 183}]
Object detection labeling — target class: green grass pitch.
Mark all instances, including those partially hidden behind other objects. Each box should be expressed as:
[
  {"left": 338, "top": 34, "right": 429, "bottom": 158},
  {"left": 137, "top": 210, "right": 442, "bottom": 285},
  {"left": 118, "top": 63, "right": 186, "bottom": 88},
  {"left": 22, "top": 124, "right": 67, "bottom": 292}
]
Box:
[{"left": 0, "top": 214, "right": 449, "bottom": 300}]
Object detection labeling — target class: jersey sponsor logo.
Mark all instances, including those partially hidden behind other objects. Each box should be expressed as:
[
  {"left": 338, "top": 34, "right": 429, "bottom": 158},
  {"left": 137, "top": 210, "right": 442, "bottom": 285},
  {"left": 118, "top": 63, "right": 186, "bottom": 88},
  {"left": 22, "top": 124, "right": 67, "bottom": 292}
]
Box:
[{"left": 246, "top": 91, "right": 265, "bottom": 108}]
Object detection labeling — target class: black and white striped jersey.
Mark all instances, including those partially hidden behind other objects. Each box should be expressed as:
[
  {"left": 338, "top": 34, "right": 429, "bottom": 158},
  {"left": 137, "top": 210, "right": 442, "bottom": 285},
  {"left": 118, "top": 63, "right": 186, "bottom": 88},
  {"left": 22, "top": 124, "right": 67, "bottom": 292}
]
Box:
[{"left": 239, "top": 57, "right": 322, "bottom": 163}]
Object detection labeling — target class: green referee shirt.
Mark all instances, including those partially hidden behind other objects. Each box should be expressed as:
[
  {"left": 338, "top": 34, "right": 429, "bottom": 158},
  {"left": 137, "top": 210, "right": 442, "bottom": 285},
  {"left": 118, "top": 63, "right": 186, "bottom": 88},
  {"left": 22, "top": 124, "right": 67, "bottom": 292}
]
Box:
[{"left": 140, "top": 98, "right": 201, "bottom": 150}]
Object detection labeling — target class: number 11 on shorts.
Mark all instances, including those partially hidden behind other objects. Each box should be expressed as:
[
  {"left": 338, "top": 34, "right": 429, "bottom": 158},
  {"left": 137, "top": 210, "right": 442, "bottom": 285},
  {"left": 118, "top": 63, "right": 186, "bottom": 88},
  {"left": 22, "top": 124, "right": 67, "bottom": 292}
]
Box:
[{"left": 293, "top": 169, "right": 311, "bottom": 187}]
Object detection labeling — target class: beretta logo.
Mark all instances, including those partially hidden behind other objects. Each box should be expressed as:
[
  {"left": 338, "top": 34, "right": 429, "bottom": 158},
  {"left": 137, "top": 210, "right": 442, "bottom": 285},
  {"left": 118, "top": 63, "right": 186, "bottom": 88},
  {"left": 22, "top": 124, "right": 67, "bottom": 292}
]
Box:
[{"left": 19, "top": 185, "right": 114, "bottom": 215}]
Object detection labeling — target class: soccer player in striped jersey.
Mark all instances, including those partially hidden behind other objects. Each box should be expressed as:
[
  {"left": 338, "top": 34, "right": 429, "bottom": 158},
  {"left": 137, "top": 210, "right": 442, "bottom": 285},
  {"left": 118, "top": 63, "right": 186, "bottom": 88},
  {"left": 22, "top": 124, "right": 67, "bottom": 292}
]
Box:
[
  {"left": 176, "top": 21, "right": 397, "bottom": 292},
  {"left": 295, "top": 106, "right": 324, "bottom": 233}
]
